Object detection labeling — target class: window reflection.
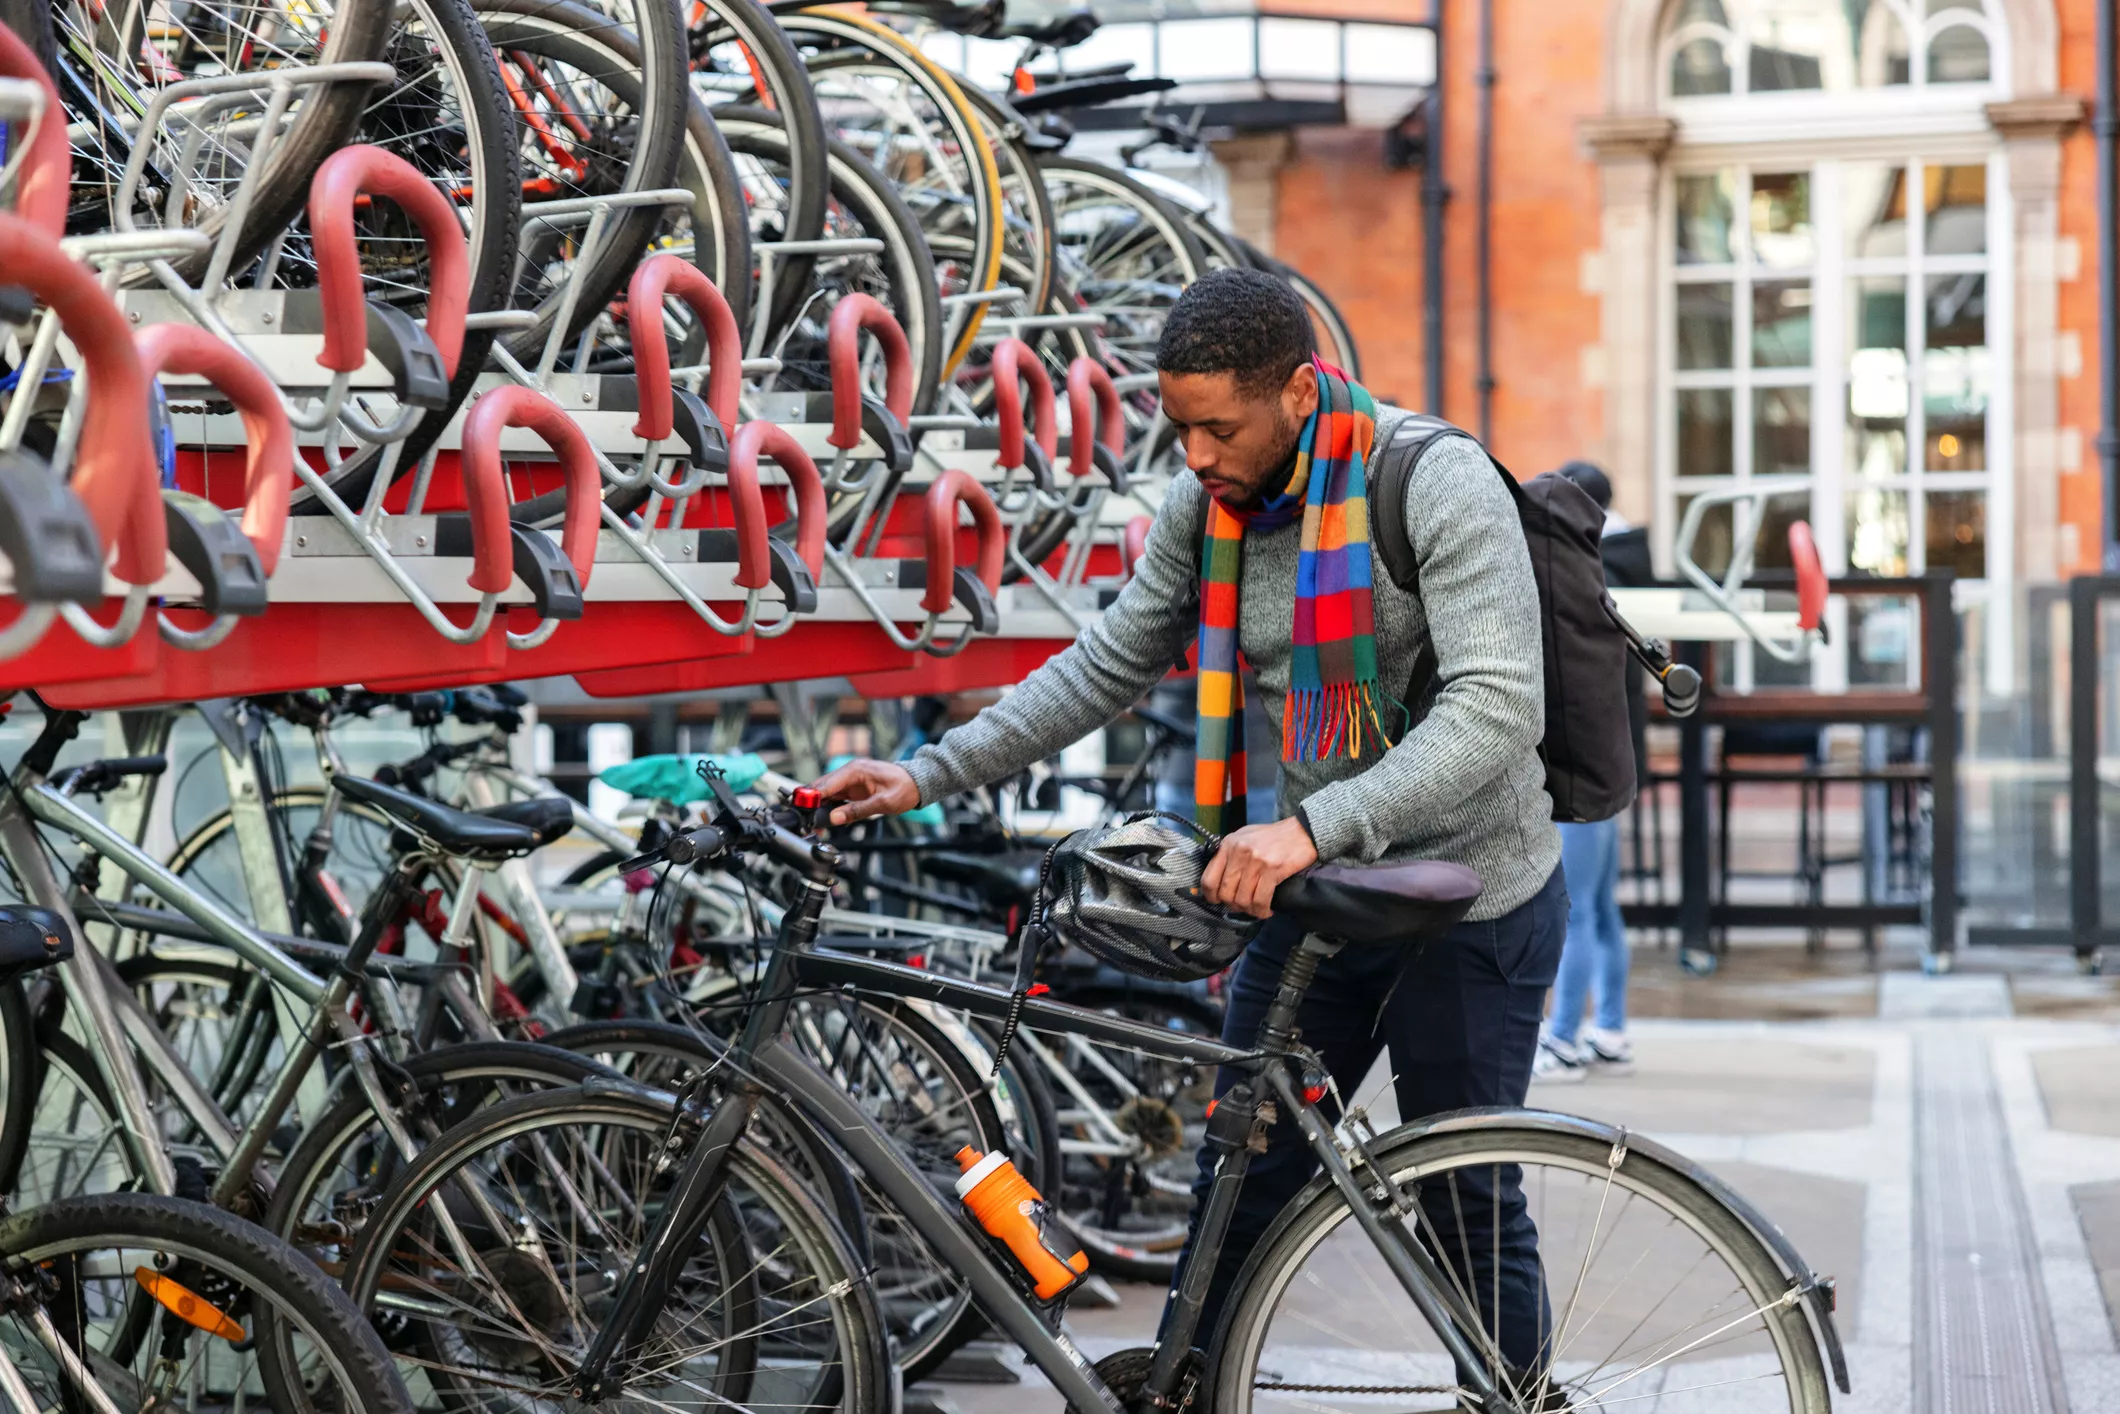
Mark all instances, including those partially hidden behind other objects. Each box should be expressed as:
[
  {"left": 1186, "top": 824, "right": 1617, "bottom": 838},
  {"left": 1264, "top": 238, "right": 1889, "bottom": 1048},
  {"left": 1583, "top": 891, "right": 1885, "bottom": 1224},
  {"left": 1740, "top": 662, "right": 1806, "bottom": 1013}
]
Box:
[
  {"left": 1848, "top": 484, "right": 1910, "bottom": 576},
  {"left": 1751, "top": 171, "right": 1813, "bottom": 266},
  {"left": 1845, "top": 164, "right": 1908, "bottom": 260},
  {"left": 1928, "top": 24, "right": 1989, "bottom": 83},
  {"left": 1678, "top": 389, "right": 1735, "bottom": 477},
  {"left": 1677, "top": 172, "right": 1737, "bottom": 263},
  {"left": 1926, "top": 489, "right": 1986, "bottom": 577},
  {"left": 1924, "top": 164, "right": 1986, "bottom": 253},
  {"left": 1754, "top": 386, "right": 1812, "bottom": 476},
  {"left": 1672, "top": 36, "right": 1734, "bottom": 95},
  {"left": 1678, "top": 283, "right": 1735, "bottom": 368},
  {"left": 1663, "top": 0, "right": 1993, "bottom": 96},
  {"left": 1753, "top": 281, "right": 1812, "bottom": 365}
]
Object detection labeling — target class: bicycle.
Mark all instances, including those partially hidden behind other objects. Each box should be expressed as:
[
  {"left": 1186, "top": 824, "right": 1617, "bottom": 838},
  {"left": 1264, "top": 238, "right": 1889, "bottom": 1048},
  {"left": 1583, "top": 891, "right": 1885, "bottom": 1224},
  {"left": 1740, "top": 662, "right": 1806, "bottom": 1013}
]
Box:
[{"left": 338, "top": 769, "right": 1850, "bottom": 1413}]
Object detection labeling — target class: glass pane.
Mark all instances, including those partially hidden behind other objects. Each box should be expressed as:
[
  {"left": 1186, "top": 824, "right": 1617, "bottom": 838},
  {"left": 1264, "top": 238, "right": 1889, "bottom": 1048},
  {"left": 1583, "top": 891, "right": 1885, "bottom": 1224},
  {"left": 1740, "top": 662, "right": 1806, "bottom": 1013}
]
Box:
[
  {"left": 1848, "top": 483, "right": 1910, "bottom": 576},
  {"left": 1753, "top": 281, "right": 1813, "bottom": 366},
  {"left": 1675, "top": 0, "right": 1729, "bottom": 24},
  {"left": 1864, "top": 3, "right": 1913, "bottom": 85},
  {"left": 1925, "top": 272, "right": 1988, "bottom": 469},
  {"left": 1751, "top": 171, "right": 1813, "bottom": 268},
  {"left": 1677, "top": 389, "right": 1735, "bottom": 478},
  {"left": 1929, "top": 23, "right": 1990, "bottom": 83},
  {"left": 1754, "top": 387, "right": 1812, "bottom": 477},
  {"left": 1676, "top": 495, "right": 1735, "bottom": 578},
  {"left": 1926, "top": 490, "right": 1987, "bottom": 578},
  {"left": 1848, "top": 275, "right": 1908, "bottom": 476},
  {"left": 1845, "top": 163, "right": 1909, "bottom": 259},
  {"left": 1925, "top": 163, "right": 1987, "bottom": 255},
  {"left": 1671, "top": 36, "right": 1734, "bottom": 95},
  {"left": 1927, "top": 418, "right": 1983, "bottom": 471},
  {"left": 1677, "top": 172, "right": 1737, "bottom": 264},
  {"left": 1751, "top": 493, "right": 1809, "bottom": 570},
  {"left": 1849, "top": 596, "right": 1917, "bottom": 686},
  {"left": 1678, "top": 283, "right": 1735, "bottom": 368},
  {"left": 1747, "top": 0, "right": 1826, "bottom": 90},
  {"left": 1926, "top": 271, "right": 1984, "bottom": 347}
]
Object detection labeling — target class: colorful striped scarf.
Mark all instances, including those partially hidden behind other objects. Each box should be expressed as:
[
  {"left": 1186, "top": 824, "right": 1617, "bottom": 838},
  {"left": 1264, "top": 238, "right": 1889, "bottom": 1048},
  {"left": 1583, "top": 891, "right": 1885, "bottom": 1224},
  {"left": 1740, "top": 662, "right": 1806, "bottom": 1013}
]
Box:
[{"left": 1194, "top": 359, "right": 1396, "bottom": 835}]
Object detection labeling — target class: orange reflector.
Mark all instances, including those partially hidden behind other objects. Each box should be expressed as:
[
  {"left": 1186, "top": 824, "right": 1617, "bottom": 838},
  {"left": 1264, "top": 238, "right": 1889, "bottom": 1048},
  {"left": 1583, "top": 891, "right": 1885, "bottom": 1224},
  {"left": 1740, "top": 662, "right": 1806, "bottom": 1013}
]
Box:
[
  {"left": 134, "top": 1268, "right": 246, "bottom": 1343},
  {"left": 1204, "top": 1099, "right": 1217, "bottom": 1118}
]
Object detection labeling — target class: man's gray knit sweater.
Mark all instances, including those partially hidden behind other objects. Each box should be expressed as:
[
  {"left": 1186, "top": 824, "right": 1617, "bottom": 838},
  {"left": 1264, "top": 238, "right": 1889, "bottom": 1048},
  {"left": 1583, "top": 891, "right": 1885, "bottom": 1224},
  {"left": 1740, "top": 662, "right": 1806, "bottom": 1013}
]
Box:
[{"left": 904, "top": 431, "right": 1562, "bottom": 920}]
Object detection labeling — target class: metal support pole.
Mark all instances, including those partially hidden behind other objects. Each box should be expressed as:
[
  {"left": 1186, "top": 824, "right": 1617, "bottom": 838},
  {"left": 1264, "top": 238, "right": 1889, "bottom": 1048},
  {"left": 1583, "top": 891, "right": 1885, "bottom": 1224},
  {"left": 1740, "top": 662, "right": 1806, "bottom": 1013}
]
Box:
[
  {"left": 1420, "top": 0, "right": 1448, "bottom": 416},
  {"left": 1925, "top": 571, "right": 1960, "bottom": 963},
  {"left": 2099, "top": 0, "right": 2120, "bottom": 567},
  {"left": 1678, "top": 643, "right": 1712, "bottom": 969},
  {"left": 1474, "top": 0, "right": 1495, "bottom": 444},
  {"left": 2071, "top": 577, "right": 2105, "bottom": 956}
]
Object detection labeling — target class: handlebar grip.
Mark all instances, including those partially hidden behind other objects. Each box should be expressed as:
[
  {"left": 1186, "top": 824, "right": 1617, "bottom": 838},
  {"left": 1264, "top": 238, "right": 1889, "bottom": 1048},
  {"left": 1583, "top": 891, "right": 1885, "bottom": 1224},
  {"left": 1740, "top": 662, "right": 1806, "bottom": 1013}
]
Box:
[
  {"left": 0, "top": 24, "right": 70, "bottom": 239},
  {"left": 664, "top": 825, "right": 728, "bottom": 865},
  {"left": 1064, "top": 357, "right": 1123, "bottom": 480},
  {"left": 308, "top": 146, "right": 469, "bottom": 381},
  {"left": 462, "top": 385, "right": 601, "bottom": 591},
  {"left": 922, "top": 469, "right": 1004, "bottom": 616},
  {"left": 826, "top": 293, "right": 914, "bottom": 450},
  {"left": 628, "top": 254, "right": 743, "bottom": 434},
  {"left": 1661, "top": 663, "right": 1702, "bottom": 718},
  {"left": 134, "top": 323, "right": 296, "bottom": 575},
  {"left": 988, "top": 338, "right": 1056, "bottom": 473}
]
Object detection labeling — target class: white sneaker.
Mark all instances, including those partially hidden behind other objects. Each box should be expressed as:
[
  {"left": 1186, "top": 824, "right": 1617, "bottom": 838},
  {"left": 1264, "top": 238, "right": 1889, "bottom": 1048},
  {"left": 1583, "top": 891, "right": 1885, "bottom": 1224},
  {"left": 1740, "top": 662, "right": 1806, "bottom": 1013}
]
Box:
[
  {"left": 1532, "top": 1033, "right": 1586, "bottom": 1085},
  {"left": 1579, "top": 1025, "right": 1634, "bottom": 1072}
]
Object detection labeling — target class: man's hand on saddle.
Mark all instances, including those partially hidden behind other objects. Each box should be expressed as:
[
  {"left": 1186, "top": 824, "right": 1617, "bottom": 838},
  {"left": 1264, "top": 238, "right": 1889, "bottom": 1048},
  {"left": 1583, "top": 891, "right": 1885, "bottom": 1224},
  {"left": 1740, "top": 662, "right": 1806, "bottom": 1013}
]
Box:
[
  {"left": 811, "top": 758, "right": 920, "bottom": 826},
  {"left": 1203, "top": 817, "right": 1318, "bottom": 919}
]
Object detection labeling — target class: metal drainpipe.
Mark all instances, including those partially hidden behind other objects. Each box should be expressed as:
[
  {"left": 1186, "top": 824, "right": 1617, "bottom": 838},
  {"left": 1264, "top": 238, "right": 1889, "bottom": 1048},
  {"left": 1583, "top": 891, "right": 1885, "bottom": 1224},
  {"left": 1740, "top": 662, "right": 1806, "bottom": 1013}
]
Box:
[
  {"left": 1421, "top": 0, "right": 1448, "bottom": 414},
  {"left": 2099, "top": 0, "right": 2119, "bottom": 566},
  {"left": 1475, "top": 0, "right": 1495, "bottom": 445}
]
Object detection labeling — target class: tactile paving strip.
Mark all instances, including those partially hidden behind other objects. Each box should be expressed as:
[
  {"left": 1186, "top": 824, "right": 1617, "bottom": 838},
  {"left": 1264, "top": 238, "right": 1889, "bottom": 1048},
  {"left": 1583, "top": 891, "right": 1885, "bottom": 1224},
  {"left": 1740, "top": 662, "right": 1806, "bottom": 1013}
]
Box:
[{"left": 1912, "top": 1032, "right": 2068, "bottom": 1413}]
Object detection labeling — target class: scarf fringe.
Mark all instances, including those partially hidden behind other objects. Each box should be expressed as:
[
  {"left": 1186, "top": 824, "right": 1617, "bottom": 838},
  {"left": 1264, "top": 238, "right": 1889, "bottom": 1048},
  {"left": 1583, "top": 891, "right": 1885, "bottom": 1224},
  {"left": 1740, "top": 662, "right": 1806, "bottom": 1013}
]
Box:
[{"left": 1282, "top": 682, "right": 1399, "bottom": 764}]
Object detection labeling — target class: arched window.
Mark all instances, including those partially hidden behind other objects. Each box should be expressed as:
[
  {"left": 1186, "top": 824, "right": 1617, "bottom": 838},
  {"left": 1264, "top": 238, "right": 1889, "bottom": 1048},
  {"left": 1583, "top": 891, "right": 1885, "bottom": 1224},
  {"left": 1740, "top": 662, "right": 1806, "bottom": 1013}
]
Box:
[
  {"left": 1655, "top": 0, "right": 2011, "bottom": 690},
  {"left": 1662, "top": 0, "right": 2002, "bottom": 100}
]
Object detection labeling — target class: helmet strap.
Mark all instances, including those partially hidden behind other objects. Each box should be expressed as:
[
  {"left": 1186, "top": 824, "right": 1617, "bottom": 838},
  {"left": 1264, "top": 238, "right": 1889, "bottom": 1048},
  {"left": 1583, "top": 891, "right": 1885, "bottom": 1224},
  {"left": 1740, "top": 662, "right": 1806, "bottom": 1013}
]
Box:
[{"left": 990, "top": 919, "right": 1054, "bottom": 1078}]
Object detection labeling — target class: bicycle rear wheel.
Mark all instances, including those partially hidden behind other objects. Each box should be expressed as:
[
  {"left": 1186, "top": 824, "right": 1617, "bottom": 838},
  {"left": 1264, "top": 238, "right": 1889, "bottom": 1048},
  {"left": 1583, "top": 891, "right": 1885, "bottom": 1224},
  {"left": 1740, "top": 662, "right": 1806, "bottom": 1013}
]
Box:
[
  {"left": 1211, "top": 1120, "right": 1834, "bottom": 1413},
  {"left": 0, "top": 1191, "right": 415, "bottom": 1414}
]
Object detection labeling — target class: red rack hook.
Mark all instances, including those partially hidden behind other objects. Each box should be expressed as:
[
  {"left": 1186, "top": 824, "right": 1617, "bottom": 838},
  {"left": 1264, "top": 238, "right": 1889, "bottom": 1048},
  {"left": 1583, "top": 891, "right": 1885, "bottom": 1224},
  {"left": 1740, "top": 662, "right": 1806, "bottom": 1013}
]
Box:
[
  {"left": 627, "top": 254, "right": 742, "bottom": 434},
  {"left": 462, "top": 386, "right": 602, "bottom": 593},
  {"left": 727, "top": 421, "right": 825, "bottom": 586},
  {"left": 309, "top": 146, "right": 470, "bottom": 380},
  {"left": 826, "top": 293, "right": 913, "bottom": 451},
  {"left": 135, "top": 324, "right": 295, "bottom": 575},
  {"left": 988, "top": 338, "right": 1056, "bottom": 473},
  {"left": 0, "top": 25, "right": 69, "bottom": 239},
  {"left": 922, "top": 470, "right": 1004, "bottom": 616},
  {"left": 1065, "top": 357, "right": 1123, "bottom": 480},
  {"left": 0, "top": 213, "right": 159, "bottom": 584},
  {"left": 1122, "top": 515, "right": 1151, "bottom": 582},
  {"left": 1788, "top": 520, "right": 1828, "bottom": 634}
]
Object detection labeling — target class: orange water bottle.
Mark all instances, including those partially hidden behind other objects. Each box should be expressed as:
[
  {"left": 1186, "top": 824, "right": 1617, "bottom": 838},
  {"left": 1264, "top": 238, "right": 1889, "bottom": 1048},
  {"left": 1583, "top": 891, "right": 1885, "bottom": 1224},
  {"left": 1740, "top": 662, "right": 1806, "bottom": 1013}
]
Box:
[{"left": 955, "top": 1146, "right": 1089, "bottom": 1300}]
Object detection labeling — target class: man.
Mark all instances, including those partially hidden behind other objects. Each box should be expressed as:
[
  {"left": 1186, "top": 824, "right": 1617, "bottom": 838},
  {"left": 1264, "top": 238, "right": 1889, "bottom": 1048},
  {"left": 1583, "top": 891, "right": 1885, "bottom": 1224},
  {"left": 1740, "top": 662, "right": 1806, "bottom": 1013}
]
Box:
[{"left": 814, "top": 267, "right": 1565, "bottom": 1359}]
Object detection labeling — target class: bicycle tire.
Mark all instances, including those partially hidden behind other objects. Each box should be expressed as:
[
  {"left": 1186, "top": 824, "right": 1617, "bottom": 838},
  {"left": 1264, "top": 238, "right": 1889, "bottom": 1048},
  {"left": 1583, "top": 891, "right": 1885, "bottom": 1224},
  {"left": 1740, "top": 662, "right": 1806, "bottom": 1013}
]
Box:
[
  {"left": 161, "top": 787, "right": 399, "bottom": 930},
  {"left": 341, "top": 1081, "right": 891, "bottom": 1413},
  {"left": 0, "top": 979, "right": 33, "bottom": 1199},
  {"left": 8, "top": 1024, "right": 124, "bottom": 1205},
  {"left": 687, "top": 0, "right": 830, "bottom": 340},
  {"left": 954, "top": 83, "right": 1055, "bottom": 317},
  {"left": 776, "top": 7, "right": 1003, "bottom": 375},
  {"left": 1037, "top": 155, "right": 1205, "bottom": 384},
  {"left": 0, "top": 1191, "right": 416, "bottom": 1414},
  {"left": 1210, "top": 1119, "right": 1834, "bottom": 1413}
]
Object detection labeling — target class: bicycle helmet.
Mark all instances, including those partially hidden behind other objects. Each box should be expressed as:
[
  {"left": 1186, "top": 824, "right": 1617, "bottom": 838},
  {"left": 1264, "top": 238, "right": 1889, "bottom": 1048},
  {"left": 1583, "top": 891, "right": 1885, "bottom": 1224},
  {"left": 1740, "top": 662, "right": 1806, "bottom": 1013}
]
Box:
[{"left": 1040, "top": 812, "right": 1262, "bottom": 982}]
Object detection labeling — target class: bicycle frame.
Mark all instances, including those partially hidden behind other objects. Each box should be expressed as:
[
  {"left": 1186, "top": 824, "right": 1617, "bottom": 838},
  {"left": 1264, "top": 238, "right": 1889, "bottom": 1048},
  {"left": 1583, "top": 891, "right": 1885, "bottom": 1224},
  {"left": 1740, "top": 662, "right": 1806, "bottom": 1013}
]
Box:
[{"left": 572, "top": 813, "right": 1519, "bottom": 1413}]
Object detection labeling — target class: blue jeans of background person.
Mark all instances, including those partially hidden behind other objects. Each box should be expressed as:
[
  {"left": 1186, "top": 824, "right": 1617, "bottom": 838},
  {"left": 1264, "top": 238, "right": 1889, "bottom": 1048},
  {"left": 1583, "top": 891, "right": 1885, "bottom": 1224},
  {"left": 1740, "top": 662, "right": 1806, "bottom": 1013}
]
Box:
[
  {"left": 1168, "top": 866, "right": 1567, "bottom": 1366},
  {"left": 1550, "top": 818, "right": 1627, "bottom": 1045}
]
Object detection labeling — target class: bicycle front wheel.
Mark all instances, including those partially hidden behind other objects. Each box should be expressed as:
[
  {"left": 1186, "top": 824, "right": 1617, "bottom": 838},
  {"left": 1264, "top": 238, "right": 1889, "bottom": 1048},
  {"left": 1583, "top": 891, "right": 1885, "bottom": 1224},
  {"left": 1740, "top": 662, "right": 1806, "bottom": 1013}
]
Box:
[
  {"left": 1212, "top": 1118, "right": 1833, "bottom": 1413},
  {"left": 0, "top": 1191, "right": 414, "bottom": 1414}
]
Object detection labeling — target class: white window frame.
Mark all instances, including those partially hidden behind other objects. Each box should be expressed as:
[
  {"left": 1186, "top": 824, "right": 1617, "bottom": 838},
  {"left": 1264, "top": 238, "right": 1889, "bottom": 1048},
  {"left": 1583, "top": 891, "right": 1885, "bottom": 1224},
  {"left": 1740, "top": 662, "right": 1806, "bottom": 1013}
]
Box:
[{"left": 1654, "top": 0, "right": 2015, "bottom": 695}]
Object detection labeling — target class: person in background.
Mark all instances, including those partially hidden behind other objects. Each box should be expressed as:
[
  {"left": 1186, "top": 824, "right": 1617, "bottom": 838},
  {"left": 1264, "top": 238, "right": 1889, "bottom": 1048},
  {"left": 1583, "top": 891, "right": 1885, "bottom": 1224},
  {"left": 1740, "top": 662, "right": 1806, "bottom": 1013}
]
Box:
[{"left": 1535, "top": 460, "right": 1646, "bottom": 1083}]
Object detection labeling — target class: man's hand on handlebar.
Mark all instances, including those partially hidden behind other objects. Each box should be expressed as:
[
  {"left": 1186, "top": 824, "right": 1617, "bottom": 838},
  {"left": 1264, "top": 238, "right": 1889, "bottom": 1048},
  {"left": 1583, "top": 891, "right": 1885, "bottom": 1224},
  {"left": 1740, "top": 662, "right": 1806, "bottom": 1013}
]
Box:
[
  {"left": 810, "top": 759, "right": 921, "bottom": 827},
  {"left": 1202, "top": 817, "right": 1318, "bottom": 920}
]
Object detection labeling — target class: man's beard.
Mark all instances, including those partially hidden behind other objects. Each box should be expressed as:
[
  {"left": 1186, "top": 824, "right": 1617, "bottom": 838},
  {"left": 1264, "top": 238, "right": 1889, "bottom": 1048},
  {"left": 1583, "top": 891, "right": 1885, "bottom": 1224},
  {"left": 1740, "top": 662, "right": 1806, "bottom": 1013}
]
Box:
[{"left": 1232, "top": 408, "right": 1304, "bottom": 508}]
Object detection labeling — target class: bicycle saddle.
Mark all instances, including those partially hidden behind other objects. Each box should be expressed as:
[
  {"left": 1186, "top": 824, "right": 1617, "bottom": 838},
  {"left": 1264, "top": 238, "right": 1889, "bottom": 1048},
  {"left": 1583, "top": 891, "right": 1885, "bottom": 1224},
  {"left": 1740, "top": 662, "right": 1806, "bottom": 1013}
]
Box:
[
  {"left": 0, "top": 905, "right": 73, "bottom": 982},
  {"left": 921, "top": 852, "right": 1037, "bottom": 911},
  {"left": 476, "top": 796, "right": 576, "bottom": 848},
  {"left": 1270, "top": 860, "right": 1483, "bottom": 947},
  {"left": 332, "top": 775, "right": 544, "bottom": 860}
]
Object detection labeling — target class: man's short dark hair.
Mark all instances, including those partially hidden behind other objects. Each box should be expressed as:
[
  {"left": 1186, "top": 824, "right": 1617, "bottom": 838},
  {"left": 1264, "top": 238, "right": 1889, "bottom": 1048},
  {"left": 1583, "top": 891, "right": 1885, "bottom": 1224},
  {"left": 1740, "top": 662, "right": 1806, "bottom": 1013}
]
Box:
[
  {"left": 1555, "top": 460, "right": 1612, "bottom": 512},
  {"left": 1156, "top": 267, "right": 1317, "bottom": 399}
]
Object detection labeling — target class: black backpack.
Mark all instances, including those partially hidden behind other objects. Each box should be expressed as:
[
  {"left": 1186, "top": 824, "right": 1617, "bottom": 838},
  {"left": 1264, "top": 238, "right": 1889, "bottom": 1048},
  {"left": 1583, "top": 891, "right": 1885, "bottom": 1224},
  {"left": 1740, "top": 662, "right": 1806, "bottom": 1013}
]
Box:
[{"left": 1366, "top": 411, "right": 1637, "bottom": 823}]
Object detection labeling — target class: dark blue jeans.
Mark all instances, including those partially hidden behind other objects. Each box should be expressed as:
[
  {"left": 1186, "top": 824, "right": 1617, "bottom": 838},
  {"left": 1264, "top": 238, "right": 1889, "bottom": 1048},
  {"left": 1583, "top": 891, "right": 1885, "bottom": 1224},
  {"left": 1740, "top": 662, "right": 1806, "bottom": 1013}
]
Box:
[{"left": 1171, "top": 865, "right": 1568, "bottom": 1364}]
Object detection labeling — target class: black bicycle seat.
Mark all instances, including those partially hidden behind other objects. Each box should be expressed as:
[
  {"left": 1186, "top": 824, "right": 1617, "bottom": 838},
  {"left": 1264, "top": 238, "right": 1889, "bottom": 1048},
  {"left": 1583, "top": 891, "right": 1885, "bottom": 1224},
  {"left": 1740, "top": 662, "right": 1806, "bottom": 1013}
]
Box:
[
  {"left": 333, "top": 775, "right": 543, "bottom": 860},
  {"left": 477, "top": 796, "right": 576, "bottom": 848},
  {"left": 998, "top": 8, "right": 1099, "bottom": 47},
  {"left": 0, "top": 905, "right": 73, "bottom": 983},
  {"left": 921, "top": 852, "right": 1037, "bottom": 910},
  {"left": 1271, "top": 860, "right": 1483, "bottom": 946},
  {"left": 1009, "top": 75, "right": 1176, "bottom": 116}
]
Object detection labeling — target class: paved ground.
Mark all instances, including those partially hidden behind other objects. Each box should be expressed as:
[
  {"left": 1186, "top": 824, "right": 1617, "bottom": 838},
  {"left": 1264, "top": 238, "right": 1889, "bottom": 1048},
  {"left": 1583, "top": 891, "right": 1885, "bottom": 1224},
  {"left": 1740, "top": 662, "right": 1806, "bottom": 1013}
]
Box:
[{"left": 914, "top": 946, "right": 2120, "bottom": 1412}]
